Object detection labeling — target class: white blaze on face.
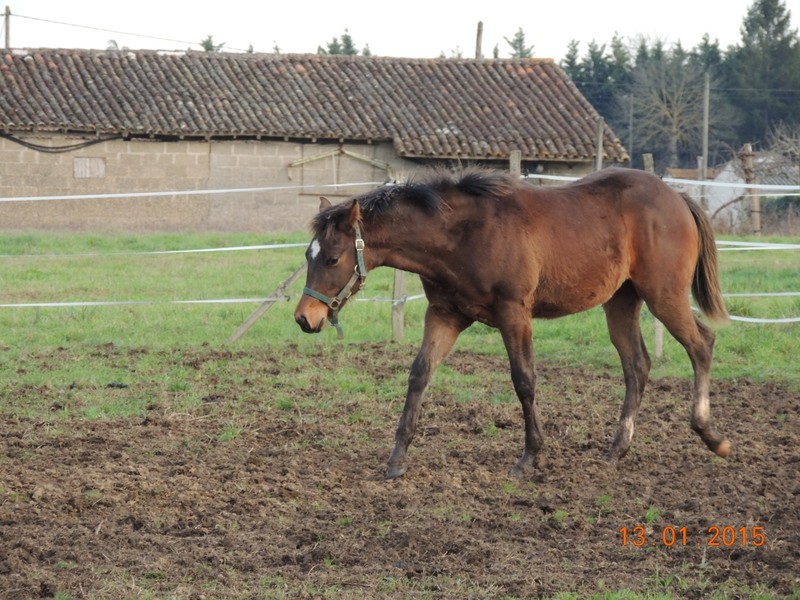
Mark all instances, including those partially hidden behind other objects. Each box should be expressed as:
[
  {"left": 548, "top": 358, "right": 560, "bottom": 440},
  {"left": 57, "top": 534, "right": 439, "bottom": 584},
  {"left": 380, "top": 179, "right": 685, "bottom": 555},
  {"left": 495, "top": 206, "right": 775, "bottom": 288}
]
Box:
[{"left": 309, "top": 239, "right": 321, "bottom": 260}]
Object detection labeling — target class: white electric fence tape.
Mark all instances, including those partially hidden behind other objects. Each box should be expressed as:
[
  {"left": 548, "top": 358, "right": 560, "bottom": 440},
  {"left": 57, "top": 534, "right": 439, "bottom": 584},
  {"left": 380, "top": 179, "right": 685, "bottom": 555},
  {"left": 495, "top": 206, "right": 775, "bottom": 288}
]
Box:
[{"left": 0, "top": 179, "right": 797, "bottom": 324}]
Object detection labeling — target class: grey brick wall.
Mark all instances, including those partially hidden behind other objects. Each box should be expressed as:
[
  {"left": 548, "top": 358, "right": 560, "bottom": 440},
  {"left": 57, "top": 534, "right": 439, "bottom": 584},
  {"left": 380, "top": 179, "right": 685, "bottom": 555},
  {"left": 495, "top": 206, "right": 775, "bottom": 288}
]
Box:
[
  {"left": 0, "top": 134, "right": 587, "bottom": 232},
  {"left": 0, "top": 135, "right": 411, "bottom": 232}
]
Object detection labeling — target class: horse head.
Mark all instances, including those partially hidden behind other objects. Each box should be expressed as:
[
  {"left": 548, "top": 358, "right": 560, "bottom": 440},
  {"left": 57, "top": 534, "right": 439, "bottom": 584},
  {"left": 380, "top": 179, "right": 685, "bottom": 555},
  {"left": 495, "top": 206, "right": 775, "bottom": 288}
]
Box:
[{"left": 294, "top": 197, "right": 367, "bottom": 337}]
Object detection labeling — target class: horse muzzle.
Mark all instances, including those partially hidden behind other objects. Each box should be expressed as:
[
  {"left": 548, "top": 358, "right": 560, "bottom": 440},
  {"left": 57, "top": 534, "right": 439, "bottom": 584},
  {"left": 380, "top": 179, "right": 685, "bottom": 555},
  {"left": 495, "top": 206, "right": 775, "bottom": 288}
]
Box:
[
  {"left": 294, "top": 297, "right": 327, "bottom": 334},
  {"left": 295, "top": 313, "right": 324, "bottom": 334}
]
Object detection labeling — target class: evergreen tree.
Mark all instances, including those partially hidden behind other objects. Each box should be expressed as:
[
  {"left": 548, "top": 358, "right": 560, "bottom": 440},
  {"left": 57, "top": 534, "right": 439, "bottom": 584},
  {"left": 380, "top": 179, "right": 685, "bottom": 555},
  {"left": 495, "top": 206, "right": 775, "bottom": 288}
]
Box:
[
  {"left": 200, "top": 35, "right": 224, "bottom": 52},
  {"left": 340, "top": 29, "right": 358, "bottom": 55},
  {"left": 634, "top": 38, "right": 650, "bottom": 67},
  {"left": 504, "top": 28, "right": 534, "bottom": 58},
  {"left": 725, "top": 0, "right": 800, "bottom": 143},
  {"left": 318, "top": 30, "right": 370, "bottom": 56},
  {"left": 563, "top": 39, "right": 630, "bottom": 123},
  {"left": 691, "top": 34, "right": 723, "bottom": 71},
  {"left": 318, "top": 37, "right": 343, "bottom": 55},
  {"left": 609, "top": 34, "right": 632, "bottom": 84},
  {"left": 560, "top": 40, "right": 581, "bottom": 80}
]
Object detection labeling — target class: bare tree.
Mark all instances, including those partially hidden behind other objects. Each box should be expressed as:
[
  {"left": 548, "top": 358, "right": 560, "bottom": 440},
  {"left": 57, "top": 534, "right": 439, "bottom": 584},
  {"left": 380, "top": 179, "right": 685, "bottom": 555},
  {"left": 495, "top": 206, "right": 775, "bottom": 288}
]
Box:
[
  {"left": 767, "top": 122, "right": 800, "bottom": 184},
  {"left": 628, "top": 55, "right": 704, "bottom": 167},
  {"left": 768, "top": 123, "right": 800, "bottom": 159}
]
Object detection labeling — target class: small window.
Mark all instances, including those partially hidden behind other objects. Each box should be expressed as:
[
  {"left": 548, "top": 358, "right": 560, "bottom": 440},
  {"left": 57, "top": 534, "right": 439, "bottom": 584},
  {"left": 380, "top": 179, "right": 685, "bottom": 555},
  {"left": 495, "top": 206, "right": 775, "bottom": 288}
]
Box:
[{"left": 74, "top": 157, "right": 106, "bottom": 178}]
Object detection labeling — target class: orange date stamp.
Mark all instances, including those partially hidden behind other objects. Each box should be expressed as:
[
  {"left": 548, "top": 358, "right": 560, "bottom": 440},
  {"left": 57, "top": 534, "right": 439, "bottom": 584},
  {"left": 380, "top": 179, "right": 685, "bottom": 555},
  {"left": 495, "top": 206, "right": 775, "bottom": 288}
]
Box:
[{"left": 620, "top": 525, "right": 766, "bottom": 548}]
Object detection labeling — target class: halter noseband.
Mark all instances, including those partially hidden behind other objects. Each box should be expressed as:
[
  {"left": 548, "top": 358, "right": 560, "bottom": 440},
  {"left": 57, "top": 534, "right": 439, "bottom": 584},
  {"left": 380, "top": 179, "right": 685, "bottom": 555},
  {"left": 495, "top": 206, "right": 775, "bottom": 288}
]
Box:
[{"left": 302, "top": 224, "right": 367, "bottom": 339}]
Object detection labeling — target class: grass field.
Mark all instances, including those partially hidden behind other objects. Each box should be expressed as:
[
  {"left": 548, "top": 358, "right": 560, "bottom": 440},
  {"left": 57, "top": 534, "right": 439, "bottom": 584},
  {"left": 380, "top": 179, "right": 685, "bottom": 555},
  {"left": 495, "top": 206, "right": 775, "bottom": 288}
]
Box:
[{"left": 0, "top": 231, "right": 797, "bottom": 393}]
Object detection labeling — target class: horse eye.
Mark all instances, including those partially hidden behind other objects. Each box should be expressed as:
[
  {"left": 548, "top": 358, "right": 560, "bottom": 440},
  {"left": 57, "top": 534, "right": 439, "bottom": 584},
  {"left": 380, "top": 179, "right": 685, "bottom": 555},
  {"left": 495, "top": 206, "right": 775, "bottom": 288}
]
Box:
[{"left": 326, "top": 256, "right": 340, "bottom": 267}]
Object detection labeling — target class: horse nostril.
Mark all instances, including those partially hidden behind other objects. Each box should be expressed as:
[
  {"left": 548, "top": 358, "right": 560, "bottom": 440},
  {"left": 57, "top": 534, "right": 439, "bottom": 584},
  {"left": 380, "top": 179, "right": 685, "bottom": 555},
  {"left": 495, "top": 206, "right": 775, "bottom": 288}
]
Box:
[{"left": 296, "top": 314, "right": 310, "bottom": 332}]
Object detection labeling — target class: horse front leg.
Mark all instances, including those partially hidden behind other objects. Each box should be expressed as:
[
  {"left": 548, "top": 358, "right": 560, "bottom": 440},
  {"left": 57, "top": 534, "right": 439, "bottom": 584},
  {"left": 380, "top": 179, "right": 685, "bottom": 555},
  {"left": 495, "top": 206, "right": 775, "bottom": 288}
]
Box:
[
  {"left": 498, "top": 308, "right": 545, "bottom": 477},
  {"left": 386, "top": 306, "right": 472, "bottom": 479}
]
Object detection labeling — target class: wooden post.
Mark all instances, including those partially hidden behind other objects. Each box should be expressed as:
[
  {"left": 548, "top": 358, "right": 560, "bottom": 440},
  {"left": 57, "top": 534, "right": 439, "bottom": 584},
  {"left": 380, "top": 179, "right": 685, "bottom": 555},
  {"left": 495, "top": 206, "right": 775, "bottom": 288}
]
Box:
[
  {"left": 509, "top": 149, "right": 521, "bottom": 178},
  {"left": 697, "top": 155, "right": 707, "bottom": 210},
  {"left": 4, "top": 6, "right": 10, "bottom": 49},
  {"left": 643, "top": 153, "right": 664, "bottom": 358},
  {"left": 391, "top": 270, "right": 406, "bottom": 341},
  {"left": 700, "top": 72, "right": 710, "bottom": 210},
  {"left": 642, "top": 152, "right": 654, "bottom": 174},
  {"left": 701, "top": 74, "right": 710, "bottom": 178},
  {"left": 595, "top": 117, "right": 604, "bottom": 171},
  {"left": 740, "top": 143, "right": 760, "bottom": 234},
  {"left": 227, "top": 263, "right": 307, "bottom": 343}
]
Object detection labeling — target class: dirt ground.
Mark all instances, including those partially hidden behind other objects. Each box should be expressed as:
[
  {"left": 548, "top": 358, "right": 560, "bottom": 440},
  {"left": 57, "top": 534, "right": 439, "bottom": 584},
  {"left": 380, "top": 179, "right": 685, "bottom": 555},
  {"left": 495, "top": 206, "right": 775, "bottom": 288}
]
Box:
[{"left": 1, "top": 345, "right": 798, "bottom": 599}]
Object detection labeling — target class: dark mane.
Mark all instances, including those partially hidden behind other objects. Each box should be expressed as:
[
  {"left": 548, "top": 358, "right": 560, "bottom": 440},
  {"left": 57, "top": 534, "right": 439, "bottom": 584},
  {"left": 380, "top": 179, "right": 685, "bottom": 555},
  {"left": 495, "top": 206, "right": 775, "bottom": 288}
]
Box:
[{"left": 311, "top": 168, "right": 517, "bottom": 237}]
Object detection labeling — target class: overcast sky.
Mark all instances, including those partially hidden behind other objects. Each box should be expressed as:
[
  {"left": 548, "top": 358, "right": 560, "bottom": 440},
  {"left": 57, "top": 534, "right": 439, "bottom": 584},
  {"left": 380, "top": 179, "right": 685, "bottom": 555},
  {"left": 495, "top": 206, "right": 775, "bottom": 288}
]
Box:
[{"left": 6, "top": 0, "right": 763, "bottom": 60}]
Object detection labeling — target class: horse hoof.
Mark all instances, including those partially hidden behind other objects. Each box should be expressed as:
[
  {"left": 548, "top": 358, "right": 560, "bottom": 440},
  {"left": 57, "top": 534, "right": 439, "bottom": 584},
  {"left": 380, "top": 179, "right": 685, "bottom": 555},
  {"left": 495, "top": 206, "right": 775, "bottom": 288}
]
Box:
[
  {"left": 604, "top": 445, "right": 629, "bottom": 462},
  {"left": 714, "top": 439, "right": 731, "bottom": 458},
  {"left": 385, "top": 464, "right": 407, "bottom": 479}
]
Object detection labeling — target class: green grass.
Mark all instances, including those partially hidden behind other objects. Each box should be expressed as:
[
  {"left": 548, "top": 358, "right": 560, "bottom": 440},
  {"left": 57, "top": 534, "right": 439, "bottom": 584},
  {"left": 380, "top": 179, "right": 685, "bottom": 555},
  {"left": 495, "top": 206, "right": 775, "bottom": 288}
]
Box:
[{"left": 0, "top": 232, "right": 797, "bottom": 391}]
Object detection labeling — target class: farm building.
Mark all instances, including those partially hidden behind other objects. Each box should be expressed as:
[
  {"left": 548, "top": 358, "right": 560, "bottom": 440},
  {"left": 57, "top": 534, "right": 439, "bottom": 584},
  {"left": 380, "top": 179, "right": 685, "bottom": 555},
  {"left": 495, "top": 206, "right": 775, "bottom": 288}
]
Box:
[{"left": 0, "top": 49, "right": 628, "bottom": 232}]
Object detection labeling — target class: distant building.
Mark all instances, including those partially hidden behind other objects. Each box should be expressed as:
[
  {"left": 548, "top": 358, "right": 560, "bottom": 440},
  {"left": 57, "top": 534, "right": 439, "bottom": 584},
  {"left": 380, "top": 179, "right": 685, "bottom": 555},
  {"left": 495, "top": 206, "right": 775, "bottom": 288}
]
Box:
[{"left": 708, "top": 153, "right": 800, "bottom": 231}]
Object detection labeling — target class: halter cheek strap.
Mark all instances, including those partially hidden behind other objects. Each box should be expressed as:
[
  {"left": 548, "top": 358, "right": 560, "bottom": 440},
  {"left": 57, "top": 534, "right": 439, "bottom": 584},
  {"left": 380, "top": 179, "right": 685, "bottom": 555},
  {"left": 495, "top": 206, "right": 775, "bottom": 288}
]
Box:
[{"left": 302, "top": 224, "right": 367, "bottom": 339}]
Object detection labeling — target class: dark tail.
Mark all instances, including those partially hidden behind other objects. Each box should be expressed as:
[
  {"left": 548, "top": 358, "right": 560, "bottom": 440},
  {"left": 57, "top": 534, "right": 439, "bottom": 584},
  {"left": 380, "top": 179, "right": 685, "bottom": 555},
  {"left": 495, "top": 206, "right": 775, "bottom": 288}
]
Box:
[{"left": 682, "top": 193, "right": 729, "bottom": 324}]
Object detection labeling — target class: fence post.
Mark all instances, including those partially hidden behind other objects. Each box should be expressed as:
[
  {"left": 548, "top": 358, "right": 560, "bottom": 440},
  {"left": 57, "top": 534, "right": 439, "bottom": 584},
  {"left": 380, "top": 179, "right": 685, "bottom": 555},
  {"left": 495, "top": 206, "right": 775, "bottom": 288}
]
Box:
[
  {"left": 595, "top": 117, "right": 605, "bottom": 171},
  {"left": 739, "top": 143, "right": 760, "bottom": 235},
  {"left": 227, "top": 263, "right": 307, "bottom": 343},
  {"left": 391, "top": 269, "right": 406, "bottom": 341},
  {"left": 509, "top": 149, "right": 521, "bottom": 178},
  {"left": 643, "top": 153, "right": 664, "bottom": 358}
]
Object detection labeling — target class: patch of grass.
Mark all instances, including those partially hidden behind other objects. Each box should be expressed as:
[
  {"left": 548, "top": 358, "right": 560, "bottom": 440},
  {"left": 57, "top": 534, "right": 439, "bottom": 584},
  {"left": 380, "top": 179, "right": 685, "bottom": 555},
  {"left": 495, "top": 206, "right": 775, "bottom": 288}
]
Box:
[
  {"left": 275, "top": 398, "right": 294, "bottom": 411},
  {"left": 644, "top": 506, "right": 662, "bottom": 524},
  {"left": 216, "top": 424, "right": 241, "bottom": 443},
  {"left": 483, "top": 421, "right": 500, "bottom": 438},
  {"left": 596, "top": 493, "right": 613, "bottom": 509}
]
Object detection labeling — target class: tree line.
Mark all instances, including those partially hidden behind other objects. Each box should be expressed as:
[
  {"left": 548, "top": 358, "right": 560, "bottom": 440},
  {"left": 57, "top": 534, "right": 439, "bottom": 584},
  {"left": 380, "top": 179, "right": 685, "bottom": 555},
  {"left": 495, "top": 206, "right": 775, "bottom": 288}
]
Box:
[{"left": 557, "top": 0, "right": 800, "bottom": 171}]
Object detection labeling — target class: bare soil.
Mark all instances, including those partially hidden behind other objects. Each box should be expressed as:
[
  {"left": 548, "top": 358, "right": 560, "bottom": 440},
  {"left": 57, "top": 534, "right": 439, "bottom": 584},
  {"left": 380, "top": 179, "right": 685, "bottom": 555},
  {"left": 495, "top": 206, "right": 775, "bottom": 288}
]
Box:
[{"left": 1, "top": 345, "right": 798, "bottom": 599}]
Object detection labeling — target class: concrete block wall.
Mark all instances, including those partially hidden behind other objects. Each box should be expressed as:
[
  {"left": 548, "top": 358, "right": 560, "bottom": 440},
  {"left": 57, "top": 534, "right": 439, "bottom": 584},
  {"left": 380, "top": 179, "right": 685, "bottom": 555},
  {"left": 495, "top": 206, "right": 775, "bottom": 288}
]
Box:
[
  {"left": 0, "top": 134, "right": 588, "bottom": 232},
  {"left": 0, "top": 135, "right": 415, "bottom": 232}
]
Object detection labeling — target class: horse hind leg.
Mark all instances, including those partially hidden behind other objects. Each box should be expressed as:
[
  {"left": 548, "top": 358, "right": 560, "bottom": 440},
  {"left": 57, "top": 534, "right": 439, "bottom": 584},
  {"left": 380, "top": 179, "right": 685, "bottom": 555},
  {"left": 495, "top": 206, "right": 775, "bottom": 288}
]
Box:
[
  {"left": 603, "top": 282, "right": 651, "bottom": 461},
  {"left": 646, "top": 296, "right": 730, "bottom": 458}
]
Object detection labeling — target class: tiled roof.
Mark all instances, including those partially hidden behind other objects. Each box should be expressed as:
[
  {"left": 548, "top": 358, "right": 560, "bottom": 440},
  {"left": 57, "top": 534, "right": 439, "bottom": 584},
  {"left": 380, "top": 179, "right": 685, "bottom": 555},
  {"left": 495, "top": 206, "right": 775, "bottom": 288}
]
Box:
[{"left": 0, "top": 49, "right": 627, "bottom": 162}]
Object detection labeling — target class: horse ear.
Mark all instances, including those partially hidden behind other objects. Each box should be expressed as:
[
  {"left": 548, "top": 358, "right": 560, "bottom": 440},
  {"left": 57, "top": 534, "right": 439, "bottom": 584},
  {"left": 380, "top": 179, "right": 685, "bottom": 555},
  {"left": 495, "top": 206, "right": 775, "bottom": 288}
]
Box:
[
  {"left": 319, "top": 197, "right": 331, "bottom": 212},
  {"left": 347, "top": 199, "right": 362, "bottom": 229}
]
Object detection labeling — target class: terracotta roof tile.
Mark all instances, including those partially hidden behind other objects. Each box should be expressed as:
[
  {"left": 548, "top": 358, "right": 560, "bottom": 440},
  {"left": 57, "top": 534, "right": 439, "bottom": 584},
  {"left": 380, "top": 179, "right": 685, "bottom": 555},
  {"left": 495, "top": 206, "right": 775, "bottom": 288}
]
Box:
[{"left": 0, "top": 49, "right": 627, "bottom": 162}]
